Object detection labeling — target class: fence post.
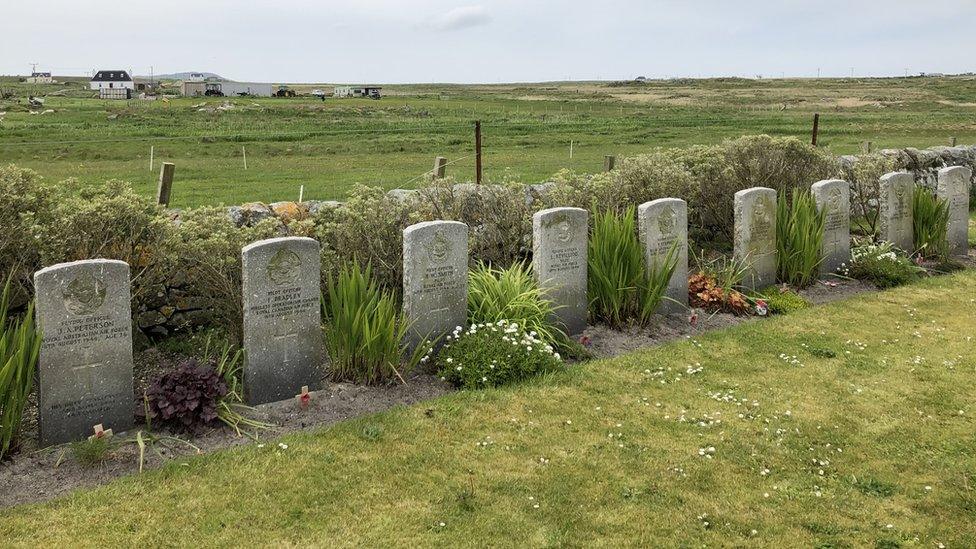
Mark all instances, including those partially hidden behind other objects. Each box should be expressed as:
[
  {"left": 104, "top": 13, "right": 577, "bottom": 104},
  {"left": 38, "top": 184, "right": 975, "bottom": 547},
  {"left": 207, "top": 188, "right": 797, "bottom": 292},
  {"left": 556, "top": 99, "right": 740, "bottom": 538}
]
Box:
[
  {"left": 811, "top": 113, "right": 820, "bottom": 146},
  {"left": 156, "top": 162, "right": 175, "bottom": 207},
  {"left": 950, "top": 136, "right": 958, "bottom": 147},
  {"left": 604, "top": 155, "right": 616, "bottom": 172},
  {"left": 475, "top": 121, "right": 482, "bottom": 185},
  {"left": 433, "top": 156, "right": 448, "bottom": 179}
]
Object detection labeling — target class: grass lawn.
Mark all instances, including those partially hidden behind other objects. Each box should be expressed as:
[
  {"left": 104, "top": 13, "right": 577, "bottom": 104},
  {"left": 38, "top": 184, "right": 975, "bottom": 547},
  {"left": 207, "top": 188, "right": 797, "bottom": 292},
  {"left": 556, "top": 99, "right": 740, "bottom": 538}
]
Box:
[
  {"left": 2, "top": 76, "right": 974, "bottom": 206},
  {"left": 1, "top": 272, "right": 974, "bottom": 546}
]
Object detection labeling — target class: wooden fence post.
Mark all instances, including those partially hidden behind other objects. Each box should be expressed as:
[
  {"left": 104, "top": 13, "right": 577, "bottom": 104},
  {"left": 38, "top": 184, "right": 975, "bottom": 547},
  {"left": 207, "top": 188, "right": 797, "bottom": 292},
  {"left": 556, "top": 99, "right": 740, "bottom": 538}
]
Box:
[
  {"left": 811, "top": 113, "right": 820, "bottom": 146},
  {"left": 434, "top": 156, "right": 448, "bottom": 179},
  {"left": 604, "top": 155, "right": 616, "bottom": 172},
  {"left": 156, "top": 162, "right": 175, "bottom": 207},
  {"left": 475, "top": 121, "right": 482, "bottom": 185}
]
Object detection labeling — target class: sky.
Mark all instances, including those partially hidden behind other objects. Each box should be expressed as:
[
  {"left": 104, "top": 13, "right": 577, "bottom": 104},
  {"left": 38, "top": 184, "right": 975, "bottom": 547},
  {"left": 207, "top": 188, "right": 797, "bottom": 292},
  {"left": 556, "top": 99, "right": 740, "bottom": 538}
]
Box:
[{"left": 3, "top": 0, "right": 975, "bottom": 83}]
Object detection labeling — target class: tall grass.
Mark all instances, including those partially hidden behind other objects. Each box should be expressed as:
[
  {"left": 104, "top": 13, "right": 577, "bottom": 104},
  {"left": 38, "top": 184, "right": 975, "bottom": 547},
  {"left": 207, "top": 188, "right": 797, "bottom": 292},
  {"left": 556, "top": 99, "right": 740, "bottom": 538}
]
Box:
[
  {"left": 1, "top": 276, "right": 41, "bottom": 460},
  {"left": 322, "top": 263, "right": 425, "bottom": 385},
  {"left": 912, "top": 186, "right": 950, "bottom": 260},
  {"left": 468, "top": 262, "right": 564, "bottom": 346},
  {"left": 588, "top": 207, "right": 680, "bottom": 327},
  {"left": 776, "top": 189, "right": 826, "bottom": 288}
]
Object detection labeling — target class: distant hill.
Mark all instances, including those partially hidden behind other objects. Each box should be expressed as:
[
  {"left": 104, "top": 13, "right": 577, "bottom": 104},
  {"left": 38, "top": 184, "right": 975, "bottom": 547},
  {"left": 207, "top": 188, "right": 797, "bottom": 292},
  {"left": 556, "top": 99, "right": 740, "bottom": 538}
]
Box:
[{"left": 146, "top": 72, "right": 224, "bottom": 81}]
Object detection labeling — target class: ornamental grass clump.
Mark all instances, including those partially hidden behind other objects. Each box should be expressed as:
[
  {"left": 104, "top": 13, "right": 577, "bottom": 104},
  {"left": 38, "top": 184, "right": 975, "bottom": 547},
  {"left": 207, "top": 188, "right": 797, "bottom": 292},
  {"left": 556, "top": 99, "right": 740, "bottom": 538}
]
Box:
[
  {"left": 0, "top": 276, "right": 41, "bottom": 461},
  {"left": 468, "top": 262, "right": 563, "bottom": 347},
  {"left": 322, "top": 262, "right": 426, "bottom": 385},
  {"left": 776, "top": 190, "right": 826, "bottom": 288},
  {"left": 912, "top": 186, "right": 950, "bottom": 260},
  {"left": 436, "top": 321, "right": 562, "bottom": 390},
  {"left": 588, "top": 207, "right": 679, "bottom": 327}
]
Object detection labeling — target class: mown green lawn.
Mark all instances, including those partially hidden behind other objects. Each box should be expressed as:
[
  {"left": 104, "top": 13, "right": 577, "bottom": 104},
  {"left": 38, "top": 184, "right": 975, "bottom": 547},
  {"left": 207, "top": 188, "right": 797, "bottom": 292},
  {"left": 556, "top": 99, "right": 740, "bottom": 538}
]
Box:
[{"left": 1, "top": 271, "right": 974, "bottom": 547}]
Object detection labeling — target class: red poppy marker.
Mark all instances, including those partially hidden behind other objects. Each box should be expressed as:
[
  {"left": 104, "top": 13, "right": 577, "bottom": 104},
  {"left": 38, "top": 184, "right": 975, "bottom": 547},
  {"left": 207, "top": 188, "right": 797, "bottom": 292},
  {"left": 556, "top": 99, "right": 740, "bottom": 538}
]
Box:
[{"left": 296, "top": 386, "right": 311, "bottom": 409}]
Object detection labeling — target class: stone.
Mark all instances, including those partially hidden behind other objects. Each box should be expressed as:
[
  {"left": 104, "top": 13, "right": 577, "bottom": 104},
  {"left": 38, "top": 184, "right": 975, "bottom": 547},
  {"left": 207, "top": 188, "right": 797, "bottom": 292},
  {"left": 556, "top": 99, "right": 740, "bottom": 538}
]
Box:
[
  {"left": 305, "top": 200, "right": 342, "bottom": 216},
  {"left": 638, "top": 198, "right": 688, "bottom": 314},
  {"left": 937, "top": 166, "right": 971, "bottom": 257},
  {"left": 242, "top": 237, "right": 326, "bottom": 405},
  {"left": 525, "top": 182, "right": 556, "bottom": 207},
  {"left": 387, "top": 189, "right": 420, "bottom": 204},
  {"left": 532, "top": 207, "right": 588, "bottom": 335},
  {"left": 402, "top": 221, "right": 469, "bottom": 348},
  {"left": 811, "top": 179, "right": 851, "bottom": 275},
  {"left": 136, "top": 310, "right": 167, "bottom": 328},
  {"left": 34, "top": 259, "right": 134, "bottom": 446},
  {"left": 270, "top": 201, "right": 305, "bottom": 222},
  {"left": 733, "top": 187, "right": 777, "bottom": 289},
  {"left": 240, "top": 202, "right": 274, "bottom": 226},
  {"left": 878, "top": 172, "right": 914, "bottom": 250}
]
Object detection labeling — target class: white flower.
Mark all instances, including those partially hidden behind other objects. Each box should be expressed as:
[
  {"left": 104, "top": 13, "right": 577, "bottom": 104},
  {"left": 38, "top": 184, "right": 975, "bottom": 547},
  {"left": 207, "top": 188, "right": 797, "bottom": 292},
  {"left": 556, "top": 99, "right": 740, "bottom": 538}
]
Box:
[{"left": 446, "top": 358, "right": 453, "bottom": 363}]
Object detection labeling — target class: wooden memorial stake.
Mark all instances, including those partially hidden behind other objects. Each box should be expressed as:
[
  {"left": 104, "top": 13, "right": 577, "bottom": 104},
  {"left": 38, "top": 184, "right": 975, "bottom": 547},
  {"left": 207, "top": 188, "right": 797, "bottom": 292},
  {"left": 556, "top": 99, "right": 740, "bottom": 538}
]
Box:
[{"left": 88, "top": 424, "right": 113, "bottom": 441}]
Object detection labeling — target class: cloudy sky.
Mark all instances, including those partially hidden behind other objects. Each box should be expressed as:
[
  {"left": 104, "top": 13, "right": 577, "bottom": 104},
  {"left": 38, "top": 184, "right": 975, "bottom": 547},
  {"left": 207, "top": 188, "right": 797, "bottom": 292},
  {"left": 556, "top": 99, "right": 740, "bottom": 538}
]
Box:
[{"left": 3, "top": 0, "right": 974, "bottom": 83}]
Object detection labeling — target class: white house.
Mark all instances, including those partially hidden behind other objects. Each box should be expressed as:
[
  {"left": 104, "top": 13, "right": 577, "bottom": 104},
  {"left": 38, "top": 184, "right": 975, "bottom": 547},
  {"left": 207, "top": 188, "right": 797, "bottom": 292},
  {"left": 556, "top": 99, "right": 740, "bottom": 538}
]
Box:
[{"left": 90, "top": 70, "right": 135, "bottom": 91}]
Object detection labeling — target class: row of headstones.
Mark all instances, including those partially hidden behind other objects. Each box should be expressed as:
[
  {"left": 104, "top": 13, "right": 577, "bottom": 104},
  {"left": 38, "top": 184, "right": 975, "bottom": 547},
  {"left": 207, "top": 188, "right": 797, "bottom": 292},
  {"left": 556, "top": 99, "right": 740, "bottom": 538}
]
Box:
[{"left": 30, "top": 168, "right": 970, "bottom": 446}]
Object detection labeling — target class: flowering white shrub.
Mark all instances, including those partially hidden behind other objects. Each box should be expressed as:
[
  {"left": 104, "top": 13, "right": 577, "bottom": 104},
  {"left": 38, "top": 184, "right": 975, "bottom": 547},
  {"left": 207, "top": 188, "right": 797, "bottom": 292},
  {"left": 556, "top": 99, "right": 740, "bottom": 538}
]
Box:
[
  {"left": 841, "top": 239, "right": 922, "bottom": 289},
  {"left": 435, "top": 320, "right": 562, "bottom": 389}
]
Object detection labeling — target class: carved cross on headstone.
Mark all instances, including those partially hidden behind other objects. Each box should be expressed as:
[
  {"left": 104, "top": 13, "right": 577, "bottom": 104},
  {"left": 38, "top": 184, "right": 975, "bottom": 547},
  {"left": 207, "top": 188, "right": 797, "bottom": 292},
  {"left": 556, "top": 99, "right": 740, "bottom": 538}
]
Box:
[{"left": 71, "top": 360, "right": 102, "bottom": 396}]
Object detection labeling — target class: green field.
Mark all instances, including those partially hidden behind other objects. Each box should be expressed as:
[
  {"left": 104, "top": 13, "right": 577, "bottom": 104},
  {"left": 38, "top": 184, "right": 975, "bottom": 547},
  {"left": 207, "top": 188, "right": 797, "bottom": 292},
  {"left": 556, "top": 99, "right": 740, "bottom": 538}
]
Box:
[
  {"left": 2, "top": 271, "right": 974, "bottom": 547},
  {"left": 1, "top": 76, "right": 975, "bottom": 207}
]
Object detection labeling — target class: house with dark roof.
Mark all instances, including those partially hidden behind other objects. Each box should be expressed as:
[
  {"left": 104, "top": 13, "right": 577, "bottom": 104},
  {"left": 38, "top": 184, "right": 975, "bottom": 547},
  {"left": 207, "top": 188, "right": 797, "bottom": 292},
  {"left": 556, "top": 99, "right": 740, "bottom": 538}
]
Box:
[{"left": 89, "top": 70, "right": 134, "bottom": 91}]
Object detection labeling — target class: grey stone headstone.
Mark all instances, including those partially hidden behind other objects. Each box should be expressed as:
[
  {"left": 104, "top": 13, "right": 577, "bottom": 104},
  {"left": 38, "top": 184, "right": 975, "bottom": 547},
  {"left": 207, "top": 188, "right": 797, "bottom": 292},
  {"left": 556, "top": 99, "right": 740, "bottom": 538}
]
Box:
[
  {"left": 811, "top": 180, "right": 851, "bottom": 275},
  {"left": 638, "top": 198, "right": 688, "bottom": 314},
  {"left": 242, "top": 237, "right": 326, "bottom": 405},
  {"left": 734, "top": 187, "right": 777, "bottom": 289},
  {"left": 402, "top": 221, "right": 468, "bottom": 348},
  {"left": 533, "top": 207, "right": 588, "bottom": 335},
  {"left": 878, "top": 172, "right": 914, "bottom": 251},
  {"left": 34, "top": 259, "right": 133, "bottom": 446},
  {"left": 937, "top": 166, "right": 971, "bottom": 257}
]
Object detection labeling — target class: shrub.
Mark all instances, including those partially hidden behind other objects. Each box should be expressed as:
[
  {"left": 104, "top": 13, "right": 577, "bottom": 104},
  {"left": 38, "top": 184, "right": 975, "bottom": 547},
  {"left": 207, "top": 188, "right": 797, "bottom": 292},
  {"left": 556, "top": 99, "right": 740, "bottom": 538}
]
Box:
[
  {"left": 776, "top": 190, "right": 826, "bottom": 288},
  {"left": 844, "top": 240, "right": 923, "bottom": 289},
  {"left": 0, "top": 277, "right": 41, "bottom": 460},
  {"left": 162, "top": 207, "right": 280, "bottom": 343},
  {"left": 0, "top": 165, "right": 54, "bottom": 306},
  {"left": 547, "top": 151, "right": 696, "bottom": 215},
  {"left": 143, "top": 358, "right": 228, "bottom": 434},
  {"left": 468, "top": 262, "right": 563, "bottom": 347},
  {"left": 674, "top": 136, "right": 837, "bottom": 244},
  {"left": 749, "top": 287, "right": 811, "bottom": 315},
  {"left": 839, "top": 154, "right": 899, "bottom": 235},
  {"left": 416, "top": 180, "right": 529, "bottom": 269},
  {"left": 437, "top": 321, "right": 562, "bottom": 389},
  {"left": 314, "top": 185, "right": 421, "bottom": 293},
  {"left": 322, "top": 262, "right": 424, "bottom": 385},
  {"left": 912, "top": 186, "right": 950, "bottom": 260}
]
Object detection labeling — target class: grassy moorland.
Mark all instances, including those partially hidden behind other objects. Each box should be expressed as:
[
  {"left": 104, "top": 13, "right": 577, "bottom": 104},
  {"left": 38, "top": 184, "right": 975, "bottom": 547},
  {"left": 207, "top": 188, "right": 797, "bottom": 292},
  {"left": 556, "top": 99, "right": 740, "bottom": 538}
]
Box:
[
  {"left": 0, "top": 76, "right": 974, "bottom": 207},
  {"left": 1, "top": 271, "right": 974, "bottom": 547}
]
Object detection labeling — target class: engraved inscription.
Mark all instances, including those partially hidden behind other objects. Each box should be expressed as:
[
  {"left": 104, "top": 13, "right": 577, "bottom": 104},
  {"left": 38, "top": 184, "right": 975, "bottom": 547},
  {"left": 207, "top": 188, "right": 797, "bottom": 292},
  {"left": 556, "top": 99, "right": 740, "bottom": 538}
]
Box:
[
  {"left": 421, "top": 265, "right": 461, "bottom": 293},
  {"left": 548, "top": 246, "right": 582, "bottom": 274},
  {"left": 248, "top": 286, "right": 318, "bottom": 319}
]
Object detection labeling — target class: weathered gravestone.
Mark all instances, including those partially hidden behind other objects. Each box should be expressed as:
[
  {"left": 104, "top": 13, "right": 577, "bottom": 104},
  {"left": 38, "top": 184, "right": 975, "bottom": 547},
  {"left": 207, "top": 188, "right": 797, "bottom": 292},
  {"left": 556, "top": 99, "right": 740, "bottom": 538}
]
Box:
[
  {"left": 533, "top": 207, "right": 588, "bottom": 335},
  {"left": 34, "top": 259, "right": 133, "bottom": 446},
  {"left": 937, "top": 166, "right": 971, "bottom": 257},
  {"left": 638, "top": 198, "right": 688, "bottom": 314},
  {"left": 242, "top": 237, "right": 326, "bottom": 405},
  {"left": 402, "top": 221, "right": 468, "bottom": 348},
  {"left": 734, "top": 187, "right": 777, "bottom": 289},
  {"left": 811, "top": 179, "right": 851, "bottom": 275},
  {"left": 878, "top": 172, "right": 914, "bottom": 251}
]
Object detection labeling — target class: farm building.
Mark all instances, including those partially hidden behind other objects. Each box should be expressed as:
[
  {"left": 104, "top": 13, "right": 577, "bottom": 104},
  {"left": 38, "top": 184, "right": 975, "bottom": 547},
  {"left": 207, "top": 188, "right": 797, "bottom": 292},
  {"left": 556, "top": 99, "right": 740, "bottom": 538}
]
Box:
[
  {"left": 334, "top": 86, "right": 382, "bottom": 99},
  {"left": 90, "top": 70, "right": 134, "bottom": 91},
  {"left": 181, "top": 79, "right": 273, "bottom": 97},
  {"left": 26, "top": 72, "right": 54, "bottom": 84}
]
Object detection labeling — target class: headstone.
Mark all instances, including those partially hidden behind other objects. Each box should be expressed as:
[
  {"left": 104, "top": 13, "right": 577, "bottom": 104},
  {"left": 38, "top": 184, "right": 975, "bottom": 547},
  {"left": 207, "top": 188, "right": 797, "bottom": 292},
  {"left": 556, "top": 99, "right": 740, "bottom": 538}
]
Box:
[
  {"left": 533, "top": 207, "right": 588, "bottom": 335},
  {"left": 242, "top": 237, "right": 326, "bottom": 405},
  {"left": 733, "top": 187, "right": 777, "bottom": 289},
  {"left": 937, "top": 166, "right": 971, "bottom": 256},
  {"left": 156, "top": 162, "right": 175, "bottom": 207},
  {"left": 811, "top": 179, "right": 851, "bottom": 275},
  {"left": 878, "top": 172, "right": 914, "bottom": 250},
  {"left": 402, "top": 221, "right": 468, "bottom": 348},
  {"left": 638, "top": 198, "right": 688, "bottom": 314},
  {"left": 34, "top": 259, "right": 133, "bottom": 446}
]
